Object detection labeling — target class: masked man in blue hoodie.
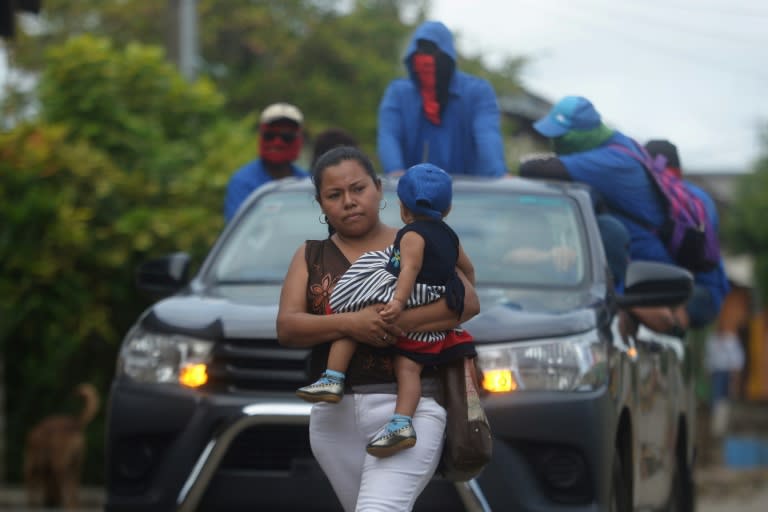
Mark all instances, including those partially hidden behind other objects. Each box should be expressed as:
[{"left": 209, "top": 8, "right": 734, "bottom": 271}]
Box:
[{"left": 377, "top": 21, "right": 507, "bottom": 177}]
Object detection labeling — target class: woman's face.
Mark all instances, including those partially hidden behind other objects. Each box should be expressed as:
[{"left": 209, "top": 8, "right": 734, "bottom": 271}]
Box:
[{"left": 317, "top": 159, "right": 382, "bottom": 238}]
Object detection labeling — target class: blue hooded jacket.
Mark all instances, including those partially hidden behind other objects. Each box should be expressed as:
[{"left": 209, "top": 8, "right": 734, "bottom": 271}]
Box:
[{"left": 377, "top": 21, "right": 507, "bottom": 176}]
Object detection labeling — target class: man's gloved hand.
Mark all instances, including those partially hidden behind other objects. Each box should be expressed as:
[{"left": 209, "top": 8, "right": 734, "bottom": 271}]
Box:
[{"left": 519, "top": 152, "right": 557, "bottom": 164}]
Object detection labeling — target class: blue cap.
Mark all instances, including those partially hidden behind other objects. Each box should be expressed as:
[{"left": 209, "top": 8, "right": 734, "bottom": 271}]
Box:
[
  {"left": 534, "top": 96, "right": 602, "bottom": 137},
  {"left": 397, "top": 164, "right": 453, "bottom": 220}
]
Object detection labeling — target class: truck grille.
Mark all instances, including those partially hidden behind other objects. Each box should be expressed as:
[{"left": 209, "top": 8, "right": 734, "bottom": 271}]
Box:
[
  {"left": 205, "top": 338, "right": 312, "bottom": 392},
  {"left": 219, "top": 425, "right": 313, "bottom": 470}
]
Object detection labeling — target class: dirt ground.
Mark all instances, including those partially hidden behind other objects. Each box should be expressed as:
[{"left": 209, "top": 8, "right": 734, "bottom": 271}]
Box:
[
  {"left": 694, "top": 399, "right": 768, "bottom": 512},
  {"left": 0, "top": 475, "right": 767, "bottom": 511},
  {"left": 697, "top": 467, "right": 768, "bottom": 512}
]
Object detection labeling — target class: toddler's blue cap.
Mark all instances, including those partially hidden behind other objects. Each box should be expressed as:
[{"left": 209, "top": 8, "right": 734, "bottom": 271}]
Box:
[
  {"left": 534, "top": 96, "right": 602, "bottom": 137},
  {"left": 397, "top": 164, "right": 452, "bottom": 220}
]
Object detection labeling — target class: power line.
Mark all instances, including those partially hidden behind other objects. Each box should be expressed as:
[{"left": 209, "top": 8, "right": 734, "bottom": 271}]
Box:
[
  {"left": 516, "top": 0, "right": 768, "bottom": 82},
  {"left": 575, "top": 0, "right": 767, "bottom": 47},
  {"left": 638, "top": 0, "right": 768, "bottom": 19}
]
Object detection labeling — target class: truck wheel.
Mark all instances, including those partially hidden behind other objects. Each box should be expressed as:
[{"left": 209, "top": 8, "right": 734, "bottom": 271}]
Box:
[
  {"left": 666, "top": 457, "right": 695, "bottom": 512},
  {"left": 610, "top": 450, "right": 631, "bottom": 512}
]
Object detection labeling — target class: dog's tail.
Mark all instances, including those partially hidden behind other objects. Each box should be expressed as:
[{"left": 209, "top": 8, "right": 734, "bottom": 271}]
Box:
[{"left": 75, "top": 383, "right": 100, "bottom": 428}]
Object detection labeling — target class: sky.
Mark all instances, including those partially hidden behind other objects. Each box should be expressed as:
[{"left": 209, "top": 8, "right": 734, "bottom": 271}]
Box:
[
  {"left": 2, "top": 1, "right": 765, "bottom": 173},
  {"left": 428, "top": 0, "right": 767, "bottom": 173}
]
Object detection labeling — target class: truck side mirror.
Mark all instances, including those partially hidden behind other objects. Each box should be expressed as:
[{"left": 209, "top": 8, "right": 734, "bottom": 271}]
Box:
[{"left": 135, "top": 252, "right": 191, "bottom": 298}]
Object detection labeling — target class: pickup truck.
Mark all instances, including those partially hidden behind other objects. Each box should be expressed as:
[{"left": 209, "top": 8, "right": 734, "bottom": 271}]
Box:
[{"left": 105, "top": 177, "right": 696, "bottom": 511}]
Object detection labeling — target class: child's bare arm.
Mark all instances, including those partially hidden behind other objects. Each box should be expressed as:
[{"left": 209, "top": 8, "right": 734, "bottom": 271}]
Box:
[
  {"left": 381, "top": 231, "right": 424, "bottom": 322},
  {"left": 456, "top": 243, "right": 475, "bottom": 286},
  {"left": 379, "top": 298, "right": 405, "bottom": 322}
]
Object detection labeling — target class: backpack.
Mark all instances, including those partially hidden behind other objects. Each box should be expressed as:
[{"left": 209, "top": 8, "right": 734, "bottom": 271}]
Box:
[{"left": 608, "top": 142, "right": 721, "bottom": 273}]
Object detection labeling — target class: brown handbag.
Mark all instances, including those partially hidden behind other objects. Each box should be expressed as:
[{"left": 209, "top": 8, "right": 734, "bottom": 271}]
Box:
[{"left": 437, "top": 356, "right": 493, "bottom": 482}]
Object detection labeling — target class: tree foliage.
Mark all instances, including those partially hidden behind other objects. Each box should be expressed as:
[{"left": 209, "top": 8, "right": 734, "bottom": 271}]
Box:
[
  {"left": 1, "top": 0, "right": 527, "bottom": 484},
  {"left": 723, "top": 129, "right": 768, "bottom": 302},
  {"left": 4, "top": 0, "right": 523, "bottom": 153},
  {"left": 0, "top": 34, "right": 254, "bottom": 483}
]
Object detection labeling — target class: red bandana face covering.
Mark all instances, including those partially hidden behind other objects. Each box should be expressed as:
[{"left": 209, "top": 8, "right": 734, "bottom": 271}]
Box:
[
  {"left": 259, "top": 122, "right": 302, "bottom": 165},
  {"left": 412, "top": 53, "right": 441, "bottom": 125},
  {"left": 666, "top": 167, "right": 683, "bottom": 179}
]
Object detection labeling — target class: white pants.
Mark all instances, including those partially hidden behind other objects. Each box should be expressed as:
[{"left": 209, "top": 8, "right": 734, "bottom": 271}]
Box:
[{"left": 309, "top": 393, "right": 446, "bottom": 512}]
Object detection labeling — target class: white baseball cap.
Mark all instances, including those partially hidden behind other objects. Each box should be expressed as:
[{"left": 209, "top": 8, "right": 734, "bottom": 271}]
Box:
[{"left": 259, "top": 102, "right": 303, "bottom": 125}]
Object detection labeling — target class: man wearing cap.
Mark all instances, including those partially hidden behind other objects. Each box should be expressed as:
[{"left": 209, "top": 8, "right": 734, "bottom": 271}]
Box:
[
  {"left": 520, "top": 96, "right": 669, "bottom": 267},
  {"left": 224, "top": 102, "right": 309, "bottom": 222},
  {"left": 520, "top": 96, "right": 727, "bottom": 332},
  {"left": 377, "top": 20, "right": 507, "bottom": 177}
]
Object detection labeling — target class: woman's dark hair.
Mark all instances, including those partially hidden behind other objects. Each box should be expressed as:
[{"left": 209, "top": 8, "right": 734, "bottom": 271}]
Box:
[
  {"left": 311, "top": 128, "right": 359, "bottom": 167},
  {"left": 312, "top": 146, "right": 381, "bottom": 236}
]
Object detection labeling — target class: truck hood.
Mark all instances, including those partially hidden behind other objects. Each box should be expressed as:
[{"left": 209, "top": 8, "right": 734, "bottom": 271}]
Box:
[{"left": 142, "top": 284, "right": 602, "bottom": 343}]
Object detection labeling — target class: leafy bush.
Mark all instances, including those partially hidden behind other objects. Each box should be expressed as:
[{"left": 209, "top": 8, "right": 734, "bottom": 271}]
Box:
[{"left": 0, "top": 35, "right": 254, "bottom": 483}]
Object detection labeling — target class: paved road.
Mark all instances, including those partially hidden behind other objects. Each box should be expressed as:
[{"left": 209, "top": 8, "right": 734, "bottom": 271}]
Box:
[
  {"left": 0, "top": 487, "right": 102, "bottom": 511},
  {"left": 1, "top": 469, "right": 767, "bottom": 511},
  {"left": 698, "top": 487, "right": 768, "bottom": 512},
  {"left": 696, "top": 466, "right": 768, "bottom": 512}
]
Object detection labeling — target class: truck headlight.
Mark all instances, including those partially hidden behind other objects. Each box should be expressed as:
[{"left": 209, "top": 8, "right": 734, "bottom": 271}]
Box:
[
  {"left": 476, "top": 330, "right": 607, "bottom": 392},
  {"left": 117, "top": 326, "right": 214, "bottom": 386}
]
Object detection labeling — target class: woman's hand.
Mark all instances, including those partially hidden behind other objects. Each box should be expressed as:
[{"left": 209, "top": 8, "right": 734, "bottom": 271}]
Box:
[{"left": 346, "top": 305, "right": 398, "bottom": 348}]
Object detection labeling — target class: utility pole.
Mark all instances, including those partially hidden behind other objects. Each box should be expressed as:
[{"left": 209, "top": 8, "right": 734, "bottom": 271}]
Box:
[
  {"left": 166, "top": 0, "right": 198, "bottom": 81},
  {"left": 0, "top": 352, "right": 5, "bottom": 483}
]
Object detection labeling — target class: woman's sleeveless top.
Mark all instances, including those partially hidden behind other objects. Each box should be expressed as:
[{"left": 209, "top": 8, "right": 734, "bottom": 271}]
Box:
[{"left": 305, "top": 239, "right": 396, "bottom": 386}]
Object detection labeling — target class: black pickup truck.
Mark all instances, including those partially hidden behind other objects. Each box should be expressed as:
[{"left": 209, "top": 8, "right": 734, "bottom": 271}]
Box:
[{"left": 105, "top": 177, "right": 696, "bottom": 511}]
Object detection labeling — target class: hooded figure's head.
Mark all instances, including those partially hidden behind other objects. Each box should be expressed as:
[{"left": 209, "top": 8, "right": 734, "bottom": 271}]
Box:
[{"left": 404, "top": 21, "right": 457, "bottom": 125}]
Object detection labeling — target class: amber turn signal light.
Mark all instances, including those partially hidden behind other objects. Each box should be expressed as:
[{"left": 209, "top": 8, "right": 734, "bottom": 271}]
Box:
[
  {"left": 482, "top": 369, "right": 517, "bottom": 393},
  {"left": 179, "top": 363, "right": 208, "bottom": 388}
]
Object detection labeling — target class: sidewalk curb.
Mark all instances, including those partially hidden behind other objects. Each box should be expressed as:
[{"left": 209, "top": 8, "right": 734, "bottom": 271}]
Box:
[
  {"left": 0, "top": 486, "right": 104, "bottom": 509},
  {"left": 696, "top": 466, "right": 768, "bottom": 498}
]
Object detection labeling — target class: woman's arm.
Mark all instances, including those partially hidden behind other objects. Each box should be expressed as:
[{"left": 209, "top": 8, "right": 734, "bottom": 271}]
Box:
[
  {"left": 277, "top": 244, "right": 395, "bottom": 348},
  {"left": 394, "top": 269, "right": 479, "bottom": 334},
  {"left": 456, "top": 243, "right": 476, "bottom": 286}
]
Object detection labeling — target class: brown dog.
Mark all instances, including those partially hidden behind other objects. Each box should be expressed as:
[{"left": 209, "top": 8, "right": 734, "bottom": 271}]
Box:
[{"left": 23, "top": 383, "right": 100, "bottom": 510}]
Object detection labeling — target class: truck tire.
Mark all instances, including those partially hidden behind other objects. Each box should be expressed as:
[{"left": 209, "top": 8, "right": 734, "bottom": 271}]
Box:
[{"left": 610, "top": 449, "right": 631, "bottom": 512}]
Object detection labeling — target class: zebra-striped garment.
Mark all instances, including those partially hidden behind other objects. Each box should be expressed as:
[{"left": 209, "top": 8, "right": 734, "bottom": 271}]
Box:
[{"left": 330, "top": 246, "right": 448, "bottom": 343}]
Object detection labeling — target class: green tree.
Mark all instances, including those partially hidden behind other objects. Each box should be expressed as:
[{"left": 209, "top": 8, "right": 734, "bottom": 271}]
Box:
[
  {"left": 4, "top": 1, "right": 419, "bottom": 143},
  {"left": 0, "top": 34, "right": 254, "bottom": 483},
  {"left": 3, "top": 0, "right": 523, "bottom": 152},
  {"left": 1, "top": 0, "right": 527, "bottom": 484},
  {"left": 723, "top": 129, "right": 768, "bottom": 302}
]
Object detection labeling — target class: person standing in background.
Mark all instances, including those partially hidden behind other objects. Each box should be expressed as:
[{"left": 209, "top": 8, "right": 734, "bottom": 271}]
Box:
[
  {"left": 311, "top": 128, "right": 359, "bottom": 168},
  {"left": 377, "top": 20, "right": 507, "bottom": 177},
  {"left": 224, "top": 102, "right": 309, "bottom": 222}
]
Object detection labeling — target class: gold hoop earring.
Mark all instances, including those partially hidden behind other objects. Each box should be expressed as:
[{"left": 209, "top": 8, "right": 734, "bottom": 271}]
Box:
[
  {"left": 380, "top": 199, "right": 387, "bottom": 210},
  {"left": 319, "top": 214, "right": 327, "bottom": 225}
]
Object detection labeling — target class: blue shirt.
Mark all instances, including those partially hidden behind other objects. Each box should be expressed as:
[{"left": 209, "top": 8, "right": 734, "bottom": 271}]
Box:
[
  {"left": 377, "top": 21, "right": 507, "bottom": 177},
  {"left": 224, "top": 159, "right": 308, "bottom": 222},
  {"left": 685, "top": 181, "right": 730, "bottom": 324},
  {"left": 561, "top": 132, "right": 672, "bottom": 265},
  {"left": 561, "top": 136, "right": 729, "bottom": 326}
]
